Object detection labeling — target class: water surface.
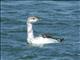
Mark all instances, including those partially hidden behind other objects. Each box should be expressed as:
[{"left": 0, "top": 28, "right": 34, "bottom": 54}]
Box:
[{"left": 1, "top": 1, "right": 80, "bottom": 60}]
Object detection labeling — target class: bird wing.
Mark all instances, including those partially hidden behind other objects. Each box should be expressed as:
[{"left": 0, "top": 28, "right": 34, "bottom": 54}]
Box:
[
  {"left": 42, "top": 33, "right": 55, "bottom": 39},
  {"left": 41, "top": 33, "right": 64, "bottom": 42}
]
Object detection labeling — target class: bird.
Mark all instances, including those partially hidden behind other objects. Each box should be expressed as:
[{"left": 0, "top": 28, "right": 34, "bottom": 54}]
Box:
[{"left": 27, "top": 16, "right": 64, "bottom": 46}]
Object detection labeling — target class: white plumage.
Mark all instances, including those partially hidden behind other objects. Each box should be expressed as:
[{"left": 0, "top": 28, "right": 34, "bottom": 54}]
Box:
[{"left": 27, "top": 16, "right": 63, "bottom": 46}]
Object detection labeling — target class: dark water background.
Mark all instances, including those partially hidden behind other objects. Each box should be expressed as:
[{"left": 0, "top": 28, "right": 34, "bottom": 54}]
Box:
[{"left": 1, "top": 1, "right": 80, "bottom": 60}]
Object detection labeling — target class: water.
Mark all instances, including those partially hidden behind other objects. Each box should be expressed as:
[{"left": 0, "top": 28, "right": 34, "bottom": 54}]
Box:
[{"left": 1, "top": 1, "right": 80, "bottom": 60}]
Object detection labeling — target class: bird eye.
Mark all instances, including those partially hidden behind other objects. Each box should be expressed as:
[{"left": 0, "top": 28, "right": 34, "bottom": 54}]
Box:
[{"left": 32, "top": 18, "right": 35, "bottom": 20}]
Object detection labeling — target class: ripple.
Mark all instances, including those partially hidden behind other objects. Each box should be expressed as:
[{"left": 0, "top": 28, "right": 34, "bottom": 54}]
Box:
[{"left": 1, "top": 1, "right": 80, "bottom": 60}]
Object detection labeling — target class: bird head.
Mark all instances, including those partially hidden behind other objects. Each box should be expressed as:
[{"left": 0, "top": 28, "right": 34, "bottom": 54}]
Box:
[{"left": 27, "top": 16, "right": 39, "bottom": 23}]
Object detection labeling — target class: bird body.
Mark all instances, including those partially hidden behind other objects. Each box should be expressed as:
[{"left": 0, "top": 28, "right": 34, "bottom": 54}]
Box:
[
  {"left": 27, "top": 16, "right": 63, "bottom": 46},
  {"left": 29, "top": 36, "right": 59, "bottom": 44}
]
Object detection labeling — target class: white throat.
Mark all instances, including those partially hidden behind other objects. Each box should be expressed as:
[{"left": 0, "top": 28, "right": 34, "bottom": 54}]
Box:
[{"left": 27, "top": 22, "right": 34, "bottom": 43}]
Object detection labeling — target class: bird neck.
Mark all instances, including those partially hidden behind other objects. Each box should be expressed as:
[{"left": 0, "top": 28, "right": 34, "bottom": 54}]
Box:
[{"left": 27, "top": 22, "right": 34, "bottom": 43}]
